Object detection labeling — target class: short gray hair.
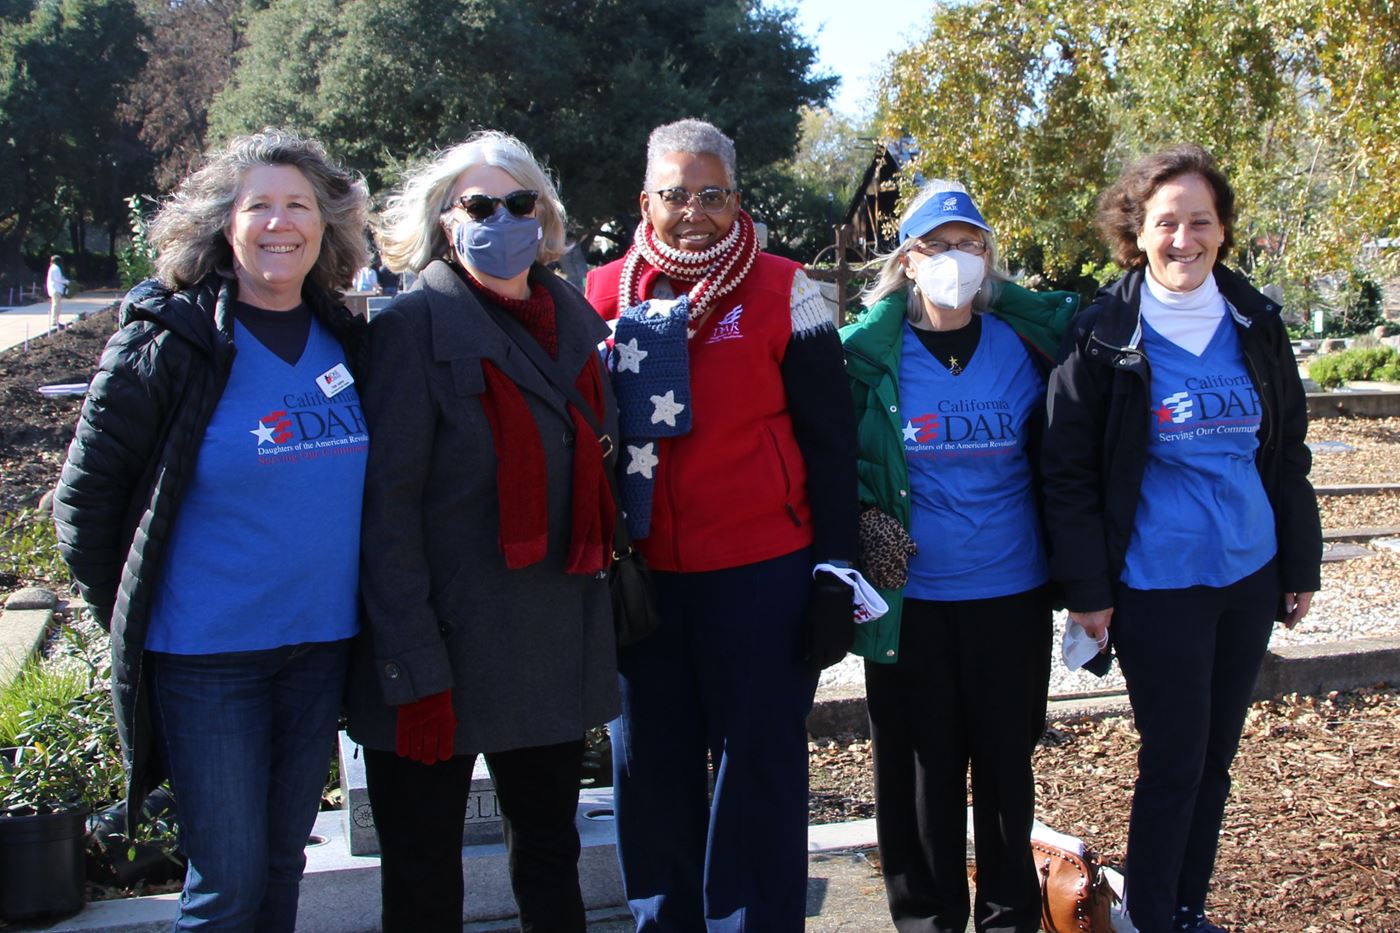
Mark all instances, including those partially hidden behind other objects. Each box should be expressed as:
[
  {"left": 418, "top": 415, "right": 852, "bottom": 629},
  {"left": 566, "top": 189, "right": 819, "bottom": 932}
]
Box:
[
  {"left": 148, "top": 128, "right": 370, "bottom": 294},
  {"left": 859, "top": 179, "right": 1011, "bottom": 318},
  {"left": 644, "top": 119, "right": 738, "bottom": 189},
  {"left": 376, "top": 131, "right": 567, "bottom": 274}
]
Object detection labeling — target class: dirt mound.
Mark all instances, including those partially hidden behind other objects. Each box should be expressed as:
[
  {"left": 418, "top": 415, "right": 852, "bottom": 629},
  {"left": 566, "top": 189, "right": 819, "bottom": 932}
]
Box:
[{"left": 0, "top": 308, "right": 118, "bottom": 513}]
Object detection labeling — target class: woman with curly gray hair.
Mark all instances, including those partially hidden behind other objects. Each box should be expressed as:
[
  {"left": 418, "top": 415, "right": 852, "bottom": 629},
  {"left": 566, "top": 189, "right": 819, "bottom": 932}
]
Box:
[{"left": 54, "top": 128, "right": 370, "bottom": 932}]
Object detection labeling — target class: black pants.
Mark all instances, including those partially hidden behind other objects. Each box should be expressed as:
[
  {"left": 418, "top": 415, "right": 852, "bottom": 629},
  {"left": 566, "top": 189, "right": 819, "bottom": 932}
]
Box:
[
  {"left": 363, "top": 739, "right": 586, "bottom": 933},
  {"left": 865, "top": 587, "right": 1052, "bottom": 933},
  {"left": 1113, "top": 560, "right": 1277, "bottom": 933}
]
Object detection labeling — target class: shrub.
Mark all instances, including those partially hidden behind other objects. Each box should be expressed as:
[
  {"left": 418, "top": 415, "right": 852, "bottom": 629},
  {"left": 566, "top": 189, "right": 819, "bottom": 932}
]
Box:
[
  {"left": 0, "top": 663, "right": 87, "bottom": 748},
  {"left": 1308, "top": 346, "right": 1400, "bottom": 389},
  {"left": 0, "top": 509, "right": 68, "bottom": 590},
  {"left": 0, "top": 625, "right": 124, "bottom": 815}
]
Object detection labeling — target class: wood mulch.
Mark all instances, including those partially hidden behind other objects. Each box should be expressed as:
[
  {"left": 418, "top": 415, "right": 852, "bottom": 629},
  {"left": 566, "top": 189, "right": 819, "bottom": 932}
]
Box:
[{"left": 809, "top": 686, "right": 1400, "bottom": 931}]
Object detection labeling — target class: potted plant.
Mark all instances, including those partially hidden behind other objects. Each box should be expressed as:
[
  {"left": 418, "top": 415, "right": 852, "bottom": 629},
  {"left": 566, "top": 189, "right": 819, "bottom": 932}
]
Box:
[{"left": 0, "top": 627, "right": 126, "bottom": 922}]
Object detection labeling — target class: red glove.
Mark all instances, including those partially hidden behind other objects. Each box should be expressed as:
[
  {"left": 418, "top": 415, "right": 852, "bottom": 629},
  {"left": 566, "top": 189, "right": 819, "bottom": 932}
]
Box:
[{"left": 395, "top": 689, "right": 456, "bottom": 764}]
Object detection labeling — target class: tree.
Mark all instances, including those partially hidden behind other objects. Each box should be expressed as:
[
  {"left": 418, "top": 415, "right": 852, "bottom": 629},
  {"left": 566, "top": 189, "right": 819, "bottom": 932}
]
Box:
[
  {"left": 880, "top": 0, "right": 1116, "bottom": 284},
  {"left": 879, "top": 0, "right": 1400, "bottom": 307},
  {"left": 0, "top": 0, "right": 147, "bottom": 286},
  {"left": 123, "top": 0, "right": 243, "bottom": 191},
  {"left": 209, "top": 0, "right": 833, "bottom": 248}
]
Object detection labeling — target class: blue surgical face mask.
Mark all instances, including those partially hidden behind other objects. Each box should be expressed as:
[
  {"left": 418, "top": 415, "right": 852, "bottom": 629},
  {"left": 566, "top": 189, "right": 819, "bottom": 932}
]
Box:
[{"left": 451, "top": 207, "right": 542, "bottom": 279}]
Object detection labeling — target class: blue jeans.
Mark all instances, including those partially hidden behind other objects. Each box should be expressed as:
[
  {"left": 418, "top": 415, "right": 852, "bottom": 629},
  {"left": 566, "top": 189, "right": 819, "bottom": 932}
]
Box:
[{"left": 148, "top": 640, "right": 350, "bottom": 932}]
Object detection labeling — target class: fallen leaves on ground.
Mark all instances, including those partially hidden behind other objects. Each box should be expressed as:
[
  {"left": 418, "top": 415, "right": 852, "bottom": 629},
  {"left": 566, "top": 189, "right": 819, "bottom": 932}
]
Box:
[{"left": 810, "top": 687, "right": 1400, "bottom": 932}]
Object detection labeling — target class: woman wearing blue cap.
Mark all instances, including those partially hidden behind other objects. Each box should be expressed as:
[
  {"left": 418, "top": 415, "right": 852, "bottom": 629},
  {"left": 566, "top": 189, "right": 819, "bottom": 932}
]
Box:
[{"left": 841, "top": 181, "right": 1079, "bottom": 933}]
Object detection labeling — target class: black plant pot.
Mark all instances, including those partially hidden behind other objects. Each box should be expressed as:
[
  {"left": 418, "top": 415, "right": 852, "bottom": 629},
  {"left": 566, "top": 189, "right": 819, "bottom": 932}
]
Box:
[{"left": 0, "top": 807, "right": 90, "bottom": 921}]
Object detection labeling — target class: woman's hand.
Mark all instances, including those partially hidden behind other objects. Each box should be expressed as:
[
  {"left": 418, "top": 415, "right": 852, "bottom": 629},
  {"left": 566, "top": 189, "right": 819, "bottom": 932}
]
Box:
[
  {"left": 1069, "top": 607, "right": 1114, "bottom": 649},
  {"left": 1282, "top": 592, "right": 1313, "bottom": 629}
]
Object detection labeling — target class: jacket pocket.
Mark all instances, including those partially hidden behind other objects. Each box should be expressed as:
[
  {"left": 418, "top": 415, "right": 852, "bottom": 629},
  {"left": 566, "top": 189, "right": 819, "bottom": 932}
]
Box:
[
  {"left": 428, "top": 561, "right": 467, "bottom": 638},
  {"left": 762, "top": 423, "right": 800, "bottom": 526}
]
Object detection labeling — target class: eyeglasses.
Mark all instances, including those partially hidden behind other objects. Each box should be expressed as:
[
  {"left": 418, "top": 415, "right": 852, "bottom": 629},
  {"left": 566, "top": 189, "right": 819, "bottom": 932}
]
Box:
[
  {"left": 452, "top": 189, "right": 539, "bottom": 222},
  {"left": 909, "top": 238, "right": 988, "bottom": 257},
  {"left": 650, "top": 186, "right": 737, "bottom": 214}
]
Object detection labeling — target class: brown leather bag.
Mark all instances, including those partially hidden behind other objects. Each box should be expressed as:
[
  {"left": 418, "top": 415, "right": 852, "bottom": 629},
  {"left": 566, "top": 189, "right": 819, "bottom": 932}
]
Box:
[{"left": 1032, "top": 838, "right": 1117, "bottom": 933}]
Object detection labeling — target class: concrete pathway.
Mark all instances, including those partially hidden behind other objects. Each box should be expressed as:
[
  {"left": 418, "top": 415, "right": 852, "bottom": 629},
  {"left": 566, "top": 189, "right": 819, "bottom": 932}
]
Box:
[{"left": 0, "top": 289, "right": 122, "bottom": 352}]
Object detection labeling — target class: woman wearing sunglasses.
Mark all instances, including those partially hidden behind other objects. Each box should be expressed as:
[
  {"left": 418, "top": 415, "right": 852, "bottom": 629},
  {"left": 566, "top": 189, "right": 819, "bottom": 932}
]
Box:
[
  {"left": 344, "top": 131, "right": 619, "bottom": 932},
  {"left": 841, "top": 180, "right": 1079, "bottom": 933},
  {"left": 585, "top": 118, "right": 859, "bottom": 931}
]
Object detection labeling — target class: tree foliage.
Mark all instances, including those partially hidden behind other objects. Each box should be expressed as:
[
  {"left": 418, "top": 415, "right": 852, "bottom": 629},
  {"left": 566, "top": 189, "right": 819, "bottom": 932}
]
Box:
[
  {"left": 880, "top": 0, "right": 1400, "bottom": 303},
  {"left": 209, "top": 0, "right": 834, "bottom": 245},
  {"left": 123, "top": 0, "right": 243, "bottom": 191},
  {"left": 0, "top": 0, "right": 148, "bottom": 284}
]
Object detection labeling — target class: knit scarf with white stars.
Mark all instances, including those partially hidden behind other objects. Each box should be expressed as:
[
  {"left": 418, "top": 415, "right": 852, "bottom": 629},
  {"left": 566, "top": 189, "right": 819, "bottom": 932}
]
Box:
[
  {"left": 618, "top": 210, "right": 759, "bottom": 338},
  {"left": 609, "top": 296, "right": 694, "bottom": 538}
]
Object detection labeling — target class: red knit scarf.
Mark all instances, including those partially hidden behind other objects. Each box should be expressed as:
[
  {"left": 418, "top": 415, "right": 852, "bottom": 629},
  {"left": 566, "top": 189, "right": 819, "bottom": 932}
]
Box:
[
  {"left": 618, "top": 209, "right": 760, "bottom": 338},
  {"left": 464, "top": 270, "right": 614, "bottom": 575}
]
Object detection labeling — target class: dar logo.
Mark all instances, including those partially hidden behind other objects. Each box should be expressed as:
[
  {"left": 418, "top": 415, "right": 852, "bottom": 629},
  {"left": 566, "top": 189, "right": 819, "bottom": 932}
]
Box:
[
  {"left": 1155, "top": 391, "right": 1193, "bottom": 425},
  {"left": 911, "top": 413, "right": 940, "bottom": 442},
  {"left": 250, "top": 409, "right": 295, "bottom": 447},
  {"left": 942, "top": 196, "right": 958, "bottom": 211},
  {"left": 707, "top": 305, "right": 744, "bottom": 342}
]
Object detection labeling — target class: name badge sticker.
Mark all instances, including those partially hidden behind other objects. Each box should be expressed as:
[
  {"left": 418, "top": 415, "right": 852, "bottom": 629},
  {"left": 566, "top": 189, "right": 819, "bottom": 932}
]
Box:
[{"left": 318, "top": 363, "right": 354, "bottom": 398}]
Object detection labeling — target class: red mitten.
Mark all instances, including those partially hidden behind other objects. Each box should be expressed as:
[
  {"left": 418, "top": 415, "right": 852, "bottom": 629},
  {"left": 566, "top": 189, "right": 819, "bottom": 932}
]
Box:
[{"left": 394, "top": 689, "right": 456, "bottom": 764}]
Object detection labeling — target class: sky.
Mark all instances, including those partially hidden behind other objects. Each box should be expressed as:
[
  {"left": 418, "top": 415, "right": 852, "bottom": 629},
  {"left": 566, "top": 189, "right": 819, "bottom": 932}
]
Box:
[{"left": 788, "top": 0, "right": 936, "bottom": 119}]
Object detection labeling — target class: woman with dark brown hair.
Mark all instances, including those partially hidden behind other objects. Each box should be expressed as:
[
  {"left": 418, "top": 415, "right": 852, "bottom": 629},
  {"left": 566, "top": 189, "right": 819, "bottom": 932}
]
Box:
[{"left": 1041, "top": 144, "right": 1321, "bottom": 933}]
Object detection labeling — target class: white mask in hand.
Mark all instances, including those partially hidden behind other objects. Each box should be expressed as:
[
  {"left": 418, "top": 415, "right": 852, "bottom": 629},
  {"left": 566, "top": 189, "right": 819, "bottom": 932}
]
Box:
[
  {"left": 1061, "top": 619, "right": 1109, "bottom": 671},
  {"left": 914, "top": 249, "right": 985, "bottom": 310}
]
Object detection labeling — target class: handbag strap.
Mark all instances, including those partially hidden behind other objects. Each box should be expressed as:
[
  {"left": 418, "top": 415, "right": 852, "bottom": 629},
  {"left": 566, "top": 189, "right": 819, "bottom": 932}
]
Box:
[{"left": 476, "top": 292, "right": 635, "bottom": 559}]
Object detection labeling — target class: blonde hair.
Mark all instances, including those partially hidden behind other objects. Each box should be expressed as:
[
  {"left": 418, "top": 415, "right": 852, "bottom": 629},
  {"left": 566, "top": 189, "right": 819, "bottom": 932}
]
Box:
[
  {"left": 376, "top": 131, "right": 567, "bottom": 273},
  {"left": 149, "top": 128, "right": 369, "bottom": 293},
  {"left": 859, "top": 179, "right": 1011, "bottom": 320}
]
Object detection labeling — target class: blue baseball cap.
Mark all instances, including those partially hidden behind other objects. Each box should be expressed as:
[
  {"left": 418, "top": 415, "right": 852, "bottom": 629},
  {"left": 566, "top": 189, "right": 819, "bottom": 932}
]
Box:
[{"left": 898, "top": 190, "right": 992, "bottom": 244}]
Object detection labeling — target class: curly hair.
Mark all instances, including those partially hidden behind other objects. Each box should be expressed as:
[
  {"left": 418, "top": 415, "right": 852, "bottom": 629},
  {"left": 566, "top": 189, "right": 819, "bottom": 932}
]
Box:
[
  {"left": 1096, "top": 144, "right": 1236, "bottom": 269},
  {"left": 860, "top": 180, "right": 1011, "bottom": 318},
  {"left": 375, "top": 131, "right": 568, "bottom": 274},
  {"left": 148, "top": 128, "right": 369, "bottom": 294},
  {"left": 644, "top": 119, "right": 738, "bottom": 189}
]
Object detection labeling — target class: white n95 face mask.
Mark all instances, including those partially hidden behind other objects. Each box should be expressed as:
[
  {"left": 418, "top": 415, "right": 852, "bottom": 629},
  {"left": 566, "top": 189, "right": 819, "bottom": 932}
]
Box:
[{"left": 914, "top": 249, "right": 985, "bottom": 310}]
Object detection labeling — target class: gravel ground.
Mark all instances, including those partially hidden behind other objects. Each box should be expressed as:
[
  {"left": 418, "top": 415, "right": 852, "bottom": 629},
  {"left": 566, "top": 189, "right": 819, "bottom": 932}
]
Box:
[{"left": 821, "top": 417, "right": 1400, "bottom": 699}]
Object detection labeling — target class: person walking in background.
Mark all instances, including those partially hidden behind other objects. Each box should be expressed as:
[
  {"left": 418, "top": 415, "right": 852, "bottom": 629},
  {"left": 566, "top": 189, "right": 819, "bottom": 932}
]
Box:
[
  {"left": 346, "top": 130, "right": 619, "bottom": 933},
  {"left": 1041, "top": 144, "right": 1321, "bottom": 933},
  {"left": 46, "top": 254, "right": 69, "bottom": 330},
  {"left": 586, "top": 118, "right": 859, "bottom": 932},
  {"left": 841, "top": 181, "right": 1077, "bottom": 933},
  {"left": 53, "top": 128, "right": 371, "bottom": 932}
]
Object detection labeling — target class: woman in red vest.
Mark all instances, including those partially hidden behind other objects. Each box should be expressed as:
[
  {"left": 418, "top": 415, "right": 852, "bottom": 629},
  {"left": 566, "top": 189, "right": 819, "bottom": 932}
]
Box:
[{"left": 586, "top": 118, "right": 860, "bottom": 932}]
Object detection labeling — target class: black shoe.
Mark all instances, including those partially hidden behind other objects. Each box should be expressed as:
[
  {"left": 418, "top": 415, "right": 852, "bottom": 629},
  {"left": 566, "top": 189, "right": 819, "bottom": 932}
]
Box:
[{"left": 1172, "top": 907, "right": 1228, "bottom": 932}]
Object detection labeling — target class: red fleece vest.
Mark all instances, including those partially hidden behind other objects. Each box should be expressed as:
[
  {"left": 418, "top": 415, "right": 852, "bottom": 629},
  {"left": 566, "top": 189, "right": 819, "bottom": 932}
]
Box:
[{"left": 586, "top": 252, "right": 814, "bottom": 572}]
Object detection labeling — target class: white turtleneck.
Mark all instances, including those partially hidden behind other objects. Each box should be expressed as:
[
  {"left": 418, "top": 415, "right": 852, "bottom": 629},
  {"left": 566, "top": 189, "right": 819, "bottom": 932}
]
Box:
[{"left": 1140, "top": 269, "right": 1226, "bottom": 356}]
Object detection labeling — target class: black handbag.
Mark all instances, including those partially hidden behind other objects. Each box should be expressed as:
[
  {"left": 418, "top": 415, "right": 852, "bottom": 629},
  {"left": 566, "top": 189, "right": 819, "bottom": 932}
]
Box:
[{"left": 478, "top": 293, "right": 660, "bottom": 647}]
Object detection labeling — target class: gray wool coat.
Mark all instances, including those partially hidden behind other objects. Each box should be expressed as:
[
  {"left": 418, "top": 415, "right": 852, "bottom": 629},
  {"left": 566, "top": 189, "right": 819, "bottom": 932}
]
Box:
[{"left": 345, "top": 259, "right": 620, "bottom": 755}]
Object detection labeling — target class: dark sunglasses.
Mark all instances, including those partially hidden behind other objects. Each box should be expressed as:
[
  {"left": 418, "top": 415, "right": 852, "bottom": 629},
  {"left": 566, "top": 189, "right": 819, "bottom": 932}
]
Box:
[{"left": 453, "top": 189, "right": 539, "bottom": 222}]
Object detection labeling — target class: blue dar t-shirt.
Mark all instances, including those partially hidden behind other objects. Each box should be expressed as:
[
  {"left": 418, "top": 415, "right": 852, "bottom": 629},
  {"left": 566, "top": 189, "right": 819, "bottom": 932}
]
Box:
[
  {"left": 146, "top": 316, "right": 369, "bottom": 653},
  {"left": 1121, "top": 313, "right": 1276, "bottom": 590},
  {"left": 900, "top": 315, "right": 1048, "bottom": 601}
]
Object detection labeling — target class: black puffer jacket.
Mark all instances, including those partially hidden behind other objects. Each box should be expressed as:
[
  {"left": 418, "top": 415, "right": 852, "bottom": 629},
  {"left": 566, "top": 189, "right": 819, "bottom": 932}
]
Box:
[
  {"left": 52, "top": 274, "right": 365, "bottom": 828},
  {"left": 1042, "top": 264, "right": 1322, "bottom": 614}
]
